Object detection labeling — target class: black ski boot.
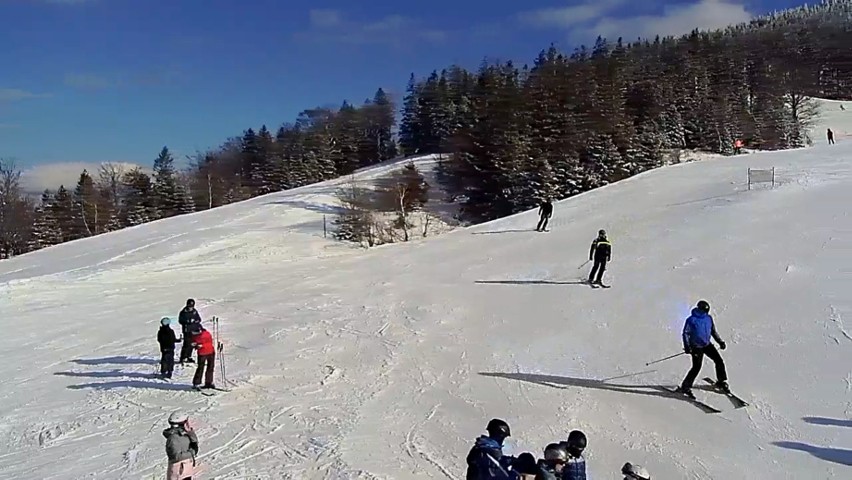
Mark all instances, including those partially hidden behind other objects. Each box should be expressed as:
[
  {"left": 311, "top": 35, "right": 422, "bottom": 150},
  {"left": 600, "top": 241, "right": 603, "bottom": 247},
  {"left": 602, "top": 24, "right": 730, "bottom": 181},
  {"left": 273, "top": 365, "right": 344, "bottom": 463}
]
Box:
[{"left": 675, "top": 386, "right": 696, "bottom": 399}]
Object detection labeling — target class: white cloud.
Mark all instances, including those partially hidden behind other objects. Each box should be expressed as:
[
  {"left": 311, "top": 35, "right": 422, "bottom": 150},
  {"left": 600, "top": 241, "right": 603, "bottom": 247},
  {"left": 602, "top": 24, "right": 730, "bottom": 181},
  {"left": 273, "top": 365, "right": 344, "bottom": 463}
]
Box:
[
  {"left": 519, "top": 1, "right": 754, "bottom": 42},
  {"left": 0, "top": 88, "right": 51, "bottom": 102},
  {"left": 296, "top": 10, "right": 448, "bottom": 46},
  {"left": 64, "top": 73, "right": 113, "bottom": 90},
  {"left": 518, "top": 0, "right": 628, "bottom": 28},
  {"left": 20, "top": 161, "right": 146, "bottom": 196},
  {"left": 588, "top": 0, "right": 753, "bottom": 41},
  {"left": 309, "top": 9, "right": 343, "bottom": 28}
]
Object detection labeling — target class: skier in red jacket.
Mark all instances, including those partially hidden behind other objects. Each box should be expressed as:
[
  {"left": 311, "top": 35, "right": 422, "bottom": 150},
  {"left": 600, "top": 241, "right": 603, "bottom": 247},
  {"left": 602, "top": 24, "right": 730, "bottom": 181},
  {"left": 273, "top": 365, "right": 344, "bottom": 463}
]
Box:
[{"left": 189, "top": 324, "right": 216, "bottom": 389}]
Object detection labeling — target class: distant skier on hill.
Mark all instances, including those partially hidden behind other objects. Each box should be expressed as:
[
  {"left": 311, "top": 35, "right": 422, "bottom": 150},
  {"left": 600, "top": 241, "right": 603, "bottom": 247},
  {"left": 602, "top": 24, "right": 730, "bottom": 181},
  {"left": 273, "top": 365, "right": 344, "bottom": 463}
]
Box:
[
  {"left": 677, "top": 300, "right": 729, "bottom": 399},
  {"left": 536, "top": 199, "right": 553, "bottom": 232},
  {"left": 465, "top": 418, "right": 515, "bottom": 479},
  {"left": 733, "top": 139, "right": 744, "bottom": 154},
  {"left": 827, "top": 128, "right": 835, "bottom": 145},
  {"left": 588, "top": 230, "right": 611, "bottom": 286},
  {"left": 178, "top": 299, "right": 202, "bottom": 364}
]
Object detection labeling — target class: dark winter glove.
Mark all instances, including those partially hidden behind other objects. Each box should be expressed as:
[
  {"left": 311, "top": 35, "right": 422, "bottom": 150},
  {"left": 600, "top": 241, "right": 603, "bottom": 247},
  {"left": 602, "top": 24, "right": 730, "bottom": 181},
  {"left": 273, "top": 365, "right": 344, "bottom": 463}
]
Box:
[
  {"left": 683, "top": 346, "right": 691, "bottom": 354},
  {"left": 718, "top": 341, "right": 726, "bottom": 350}
]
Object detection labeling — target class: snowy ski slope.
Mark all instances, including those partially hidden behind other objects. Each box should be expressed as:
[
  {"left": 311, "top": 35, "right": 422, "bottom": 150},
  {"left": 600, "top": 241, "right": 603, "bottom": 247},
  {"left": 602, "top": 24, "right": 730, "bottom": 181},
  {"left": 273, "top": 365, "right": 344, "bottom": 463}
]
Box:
[{"left": 0, "top": 100, "right": 850, "bottom": 479}]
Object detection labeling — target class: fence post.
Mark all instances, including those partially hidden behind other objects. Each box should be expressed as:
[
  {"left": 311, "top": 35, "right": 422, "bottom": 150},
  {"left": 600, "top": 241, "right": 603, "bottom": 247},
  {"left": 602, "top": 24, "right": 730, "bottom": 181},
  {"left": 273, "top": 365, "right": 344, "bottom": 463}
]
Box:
[
  {"left": 772, "top": 167, "right": 775, "bottom": 188},
  {"left": 323, "top": 215, "right": 327, "bottom": 238},
  {"left": 747, "top": 168, "right": 751, "bottom": 191}
]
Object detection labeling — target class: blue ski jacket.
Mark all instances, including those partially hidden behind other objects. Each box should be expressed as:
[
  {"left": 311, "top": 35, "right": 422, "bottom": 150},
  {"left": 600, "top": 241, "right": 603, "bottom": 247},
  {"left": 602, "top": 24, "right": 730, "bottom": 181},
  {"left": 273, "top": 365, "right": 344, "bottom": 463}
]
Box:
[
  {"left": 682, "top": 308, "right": 723, "bottom": 349},
  {"left": 465, "top": 436, "right": 515, "bottom": 480}
]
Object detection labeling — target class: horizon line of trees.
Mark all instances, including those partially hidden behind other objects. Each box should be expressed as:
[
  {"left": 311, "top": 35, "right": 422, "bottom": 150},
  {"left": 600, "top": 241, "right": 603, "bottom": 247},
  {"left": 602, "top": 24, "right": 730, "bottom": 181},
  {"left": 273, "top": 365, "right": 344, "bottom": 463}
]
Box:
[{"left": 1, "top": 0, "right": 850, "bottom": 256}]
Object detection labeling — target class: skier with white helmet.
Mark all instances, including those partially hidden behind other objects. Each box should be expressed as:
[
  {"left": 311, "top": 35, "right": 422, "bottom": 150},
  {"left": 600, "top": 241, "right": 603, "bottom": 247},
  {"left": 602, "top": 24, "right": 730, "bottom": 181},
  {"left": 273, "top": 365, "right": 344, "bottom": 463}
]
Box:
[
  {"left": 163, "top": 411, "right": 198, "bottom": 480},
  {"left": 621, "top": 462, "right": 651, "bottom": 479},
  {"left": 535, "top": 442, "right": 569, "bottom": 479}
]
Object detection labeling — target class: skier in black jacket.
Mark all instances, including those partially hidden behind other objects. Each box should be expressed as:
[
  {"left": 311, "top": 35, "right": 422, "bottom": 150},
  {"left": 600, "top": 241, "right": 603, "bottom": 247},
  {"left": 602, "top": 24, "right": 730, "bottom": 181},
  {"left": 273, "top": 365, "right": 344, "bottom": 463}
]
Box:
[
  {"left": 588, "top": 230, "right": 611, "bottom": 285},
  {"left": 157, "top": 317, "right": 181, "bottom": 378},
  {"left": 536, "top": 199, "right": 553, "bottom": 232},
  {"left": 178, "top": 299, "right": 202, "bottom": 364}
]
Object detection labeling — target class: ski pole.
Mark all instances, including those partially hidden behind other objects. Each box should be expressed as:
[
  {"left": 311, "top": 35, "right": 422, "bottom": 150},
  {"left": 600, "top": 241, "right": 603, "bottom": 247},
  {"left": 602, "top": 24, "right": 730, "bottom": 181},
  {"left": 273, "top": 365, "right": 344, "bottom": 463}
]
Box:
[
  {"left": 577, "top": 259, "right": 590, "bottom": 270},
  {"left": 645, "top": 352, "right": 686, "bottom": 366}
]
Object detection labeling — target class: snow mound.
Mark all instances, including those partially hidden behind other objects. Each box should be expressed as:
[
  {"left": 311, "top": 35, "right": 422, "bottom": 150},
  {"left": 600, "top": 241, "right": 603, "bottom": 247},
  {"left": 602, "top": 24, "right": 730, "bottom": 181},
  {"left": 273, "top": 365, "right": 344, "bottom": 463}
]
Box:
[{"left": 1, "top": 110, "right": 852, "bottom": 479}]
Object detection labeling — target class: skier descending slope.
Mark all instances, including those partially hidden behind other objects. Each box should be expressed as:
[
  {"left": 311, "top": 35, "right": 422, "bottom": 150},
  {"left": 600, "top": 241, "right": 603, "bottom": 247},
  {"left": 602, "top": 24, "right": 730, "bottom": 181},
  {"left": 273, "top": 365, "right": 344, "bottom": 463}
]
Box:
[
  {"left": 588, "top": 230, "right": 611, "bottom": 286},
  {"left": 536, "top": 199, "right": 553, "bottom": 232},
  {"left": 677, "top": 300, "right": 729, "bottom": 399},
  {"left": 163, "top": 411, "right": 199, "bottom": 480},
  {"left": 465, "top": 418, "right": 515, "bottom": 479},
  {"left": 178, "top": 299, "right": 202, "bottom": 364}
]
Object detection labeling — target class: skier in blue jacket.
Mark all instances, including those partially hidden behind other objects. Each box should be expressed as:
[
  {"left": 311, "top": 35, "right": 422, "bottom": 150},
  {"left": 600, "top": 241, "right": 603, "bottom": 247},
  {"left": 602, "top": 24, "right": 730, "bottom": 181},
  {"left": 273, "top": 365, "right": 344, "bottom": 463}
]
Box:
[
  {"left": 465, "top": 418, "right": 516, "bottom": 479},
  {"left": 678, "top": 300, "right": 729, "bottom": 398}
]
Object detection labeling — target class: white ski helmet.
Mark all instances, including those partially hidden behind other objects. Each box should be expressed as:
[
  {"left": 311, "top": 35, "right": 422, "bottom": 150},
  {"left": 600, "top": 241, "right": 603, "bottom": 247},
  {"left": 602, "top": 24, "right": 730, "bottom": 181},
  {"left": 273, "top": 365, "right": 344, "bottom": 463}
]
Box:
[
  {"left": 622, "top": 462, "right": 650, "bottom": 480},
  {"left": 161, "top": 317, "right": 171, "bottom": 326},
  {"left": 168, "top": 411, "right": 188, "bottom": 425}
]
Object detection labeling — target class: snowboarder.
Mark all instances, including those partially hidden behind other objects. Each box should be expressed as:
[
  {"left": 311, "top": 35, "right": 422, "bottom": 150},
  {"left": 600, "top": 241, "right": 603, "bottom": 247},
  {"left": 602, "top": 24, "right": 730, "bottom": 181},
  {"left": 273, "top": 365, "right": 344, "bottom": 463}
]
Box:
[
  {"left": 178, "top": 299, "right": 202, "bottom": 363},
  {"left": 678, "top": 300, "right": 729, "bottom": 398},
  {"left": 157, "top": 317, "right": 181, "bottom": 378},
  {"left": 536, "top": 199, "right": 553, "bottom": 232},
  {"left": 560, "top": 430, "right": 587, "bottom": 480},
  {"left": 535, "top": 443, "right": 569, "bottom": 480},
  {"left": 621, "top": 462, "right": 651, "bottom": 480},
  {"left": 163, "top": 411, "right": 198, "bottom": 480},
  {"left": 588, "top": 230, "right": 611, "bottom": 285},
  {"left": 827, "top": 128, "right": 835, "bottom": 145},
  {"left": 465, "top": 418, "right": 515, "bottom": 479},
  {"left": 190, "top": 323, "right": 216, "bottom": 389}
]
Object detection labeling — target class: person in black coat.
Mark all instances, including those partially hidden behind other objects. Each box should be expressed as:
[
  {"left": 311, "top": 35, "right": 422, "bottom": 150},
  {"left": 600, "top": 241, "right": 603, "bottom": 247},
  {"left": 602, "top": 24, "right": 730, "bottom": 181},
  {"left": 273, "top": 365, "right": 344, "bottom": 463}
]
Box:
[
  {"left": 157, "top": 317, "right": 181, "bottom": 378},
  {"left": 588, "top": 230, "right": 612, "bottom": 285},
  {"left": 536, "top": 199, "right": 553, "bottom": 232},
  {"left": 178, "top": 299, "right": 202, "bottom": 363}
]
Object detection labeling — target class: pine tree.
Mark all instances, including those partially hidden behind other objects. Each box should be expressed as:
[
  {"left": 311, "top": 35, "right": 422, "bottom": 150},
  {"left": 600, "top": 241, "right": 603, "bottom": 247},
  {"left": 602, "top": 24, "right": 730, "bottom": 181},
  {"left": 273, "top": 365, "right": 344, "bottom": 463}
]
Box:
[
  {"left": 28, "top": 190, "right": 62, "bottom": 250},
  {"left": 122, "top": 168, "right": 156, "bottom": 226},
  {"left": 73, "top": 169, "right": 99, "bottom": 236},
  {"left": 400, "top": 73, "right": 422, "bottom": 155},
  {"left": 152, "top": 146, "right": 180, "bottom": 218}
]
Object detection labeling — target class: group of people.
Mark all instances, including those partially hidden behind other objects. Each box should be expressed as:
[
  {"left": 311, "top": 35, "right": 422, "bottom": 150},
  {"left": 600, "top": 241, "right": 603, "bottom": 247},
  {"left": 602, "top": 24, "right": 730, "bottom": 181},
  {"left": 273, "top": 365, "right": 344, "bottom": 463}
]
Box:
[
  {"left": 156, "top": 298, "right": 218, "bottom": 389},
  {"left": 465, "top": 419, "right": 651, "bottom": 479},
  {"left": 536, "top": 199, "right": 731, "bottom": 396},
  {"left": 536, "top": 200, "right": 612, "bottom": 287}
]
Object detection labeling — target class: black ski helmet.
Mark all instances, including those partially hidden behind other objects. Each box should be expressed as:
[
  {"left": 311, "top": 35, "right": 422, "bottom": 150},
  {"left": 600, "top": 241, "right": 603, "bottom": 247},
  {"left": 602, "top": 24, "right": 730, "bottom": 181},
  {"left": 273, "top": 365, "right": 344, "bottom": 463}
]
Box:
[
  {"left": 566, "top": 430, "right": 587, "bottom": 456},
  {"left": 186, "top": 298, "right": 195, "bottom": 307},
  {"left": 598, "top": 229, "right": 606, "bottom": 236},
  {"left": 189, "top": 323, "right": 203, "bottom": 336},
  {"left": 486, "top": 418, "right": 511, "bottom": 439},
  {"left": 697, "top": 300, "right": 710, "bottom": 313},
  {"left": 514, "top": 452, "right": 538, "bottom": 474}
]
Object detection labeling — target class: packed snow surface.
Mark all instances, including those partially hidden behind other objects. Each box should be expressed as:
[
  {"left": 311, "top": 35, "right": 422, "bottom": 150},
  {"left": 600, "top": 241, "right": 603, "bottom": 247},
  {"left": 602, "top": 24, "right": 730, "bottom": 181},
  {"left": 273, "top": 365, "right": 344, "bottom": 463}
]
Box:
[{"left": 1, "top": 100, "right": 851, "bottom": 479}]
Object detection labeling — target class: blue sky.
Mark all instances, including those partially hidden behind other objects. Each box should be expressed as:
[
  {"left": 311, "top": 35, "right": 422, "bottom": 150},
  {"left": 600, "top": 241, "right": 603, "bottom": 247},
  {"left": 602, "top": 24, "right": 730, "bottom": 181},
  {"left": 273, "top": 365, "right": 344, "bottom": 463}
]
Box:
[{"left": 0, "top": 0, "right": 805, "bottom": 192}]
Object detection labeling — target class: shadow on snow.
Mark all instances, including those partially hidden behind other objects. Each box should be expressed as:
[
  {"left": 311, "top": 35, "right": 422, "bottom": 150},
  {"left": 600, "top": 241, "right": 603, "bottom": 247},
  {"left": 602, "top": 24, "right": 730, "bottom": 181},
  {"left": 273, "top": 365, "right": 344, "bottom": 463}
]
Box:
[
  {"left": 55, "top": 370, "right": 159, "bottom": 380},
  {"left": 480, "top": 372, "right": 677, "bottom": 402},
  {"left": 475, "top": 280, "right": 588, "bottom": 286},
  {"left": 802, "top": 416, "right": 852, "bottom": 428},
  {"left": 66, "top": 380, "right": 190, "bottom": 392},
  {"left": 71, "top": 356, "right": 159, "bottom": 366},
  {"left": 772, "top": 441, "right": 852, "bottom": 467}
]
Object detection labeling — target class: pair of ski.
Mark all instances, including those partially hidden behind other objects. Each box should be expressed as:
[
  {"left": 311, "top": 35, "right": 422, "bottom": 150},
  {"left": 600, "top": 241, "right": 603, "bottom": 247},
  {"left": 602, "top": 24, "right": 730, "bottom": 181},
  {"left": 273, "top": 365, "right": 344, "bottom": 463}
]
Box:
[
  {"left": 660, "top": 377, "right": 749, "bottom": 413},
  {"left": 192, "top": 385, "right": 231, "bottom": 396}
]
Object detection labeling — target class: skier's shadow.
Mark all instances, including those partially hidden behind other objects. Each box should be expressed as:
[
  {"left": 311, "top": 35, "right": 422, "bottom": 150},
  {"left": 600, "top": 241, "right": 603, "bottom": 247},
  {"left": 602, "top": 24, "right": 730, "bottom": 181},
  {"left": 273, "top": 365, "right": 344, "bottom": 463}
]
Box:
[
  {"left": 802, "top": 416, "right": 852, "bottom": 428},
  {"left": 772, "top": 441, "right": 852, "bottom": 467},
  {"left": 471, "top": 229, "right": 531, "bottom": 235},
  {"left": 71, "top": 356, "right": 159, "bottom": 366},
  {"left": 55, "top": 370, "right": 158, "bottom": 380},
  {"left": 475, "top": 280, "right": 588, "bottom": 286},
  {"left": 66, "top": 380, "right": 189, "bottom": 392},
  {"left": 479, "top": 372, "right": 675, "bottom": 402}
]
